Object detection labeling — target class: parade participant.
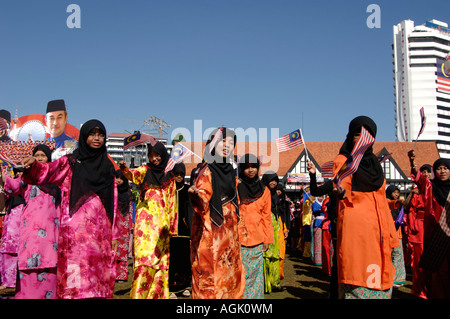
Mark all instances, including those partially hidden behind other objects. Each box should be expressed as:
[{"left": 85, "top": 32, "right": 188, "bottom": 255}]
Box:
[
  {"left": 238, "top": 153, "right": 273, "bottom": 299},
  {"left": 21, "top": 119, "right": 119, "bottom": 299},
  {"left": 408, "top": 151, "right": 450, "bottom": 298},
  {"left": 188, "top": 127, "right": 245, "bottom": 299},
  {"left": 169, "top": 162, "right": 191, "bottom": 298},
  {"left": 0, "top": 167, "right": 24, "bottom": 291},
  {"left": 404, "top": 164, "right": 432, "bottom": 298},
  {"left": 114, "top": 169, "right": 133, "bottom": 282},
  {"left": 120, "top": 141, "right": 177, "bottom": 299},
  {"left": 3, "top": 145, "right": 61, "bottom": 299},
  {"left": 261, "top": 171, "right": 282, "bottom": 293},
  {"left": 333, "top": 116, "right": 399, "bottom": 299},
  {"left": 386, "top": 184, "right": 406, "bottom": 287},
  {"left": 307, "top": 159, "right": 338, "bottom": 298},
  {"left": 275, "top": 183, "right": 289, "bottom": 279}
]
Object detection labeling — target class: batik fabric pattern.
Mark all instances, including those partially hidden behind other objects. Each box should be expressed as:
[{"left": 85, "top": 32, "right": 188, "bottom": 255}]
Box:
[
  {"left": 127, "top": 165, "right": 177, "bottom": 299},
  {"left": 263, "top": 212, "right": 281, "bottom": 293},
  {"left": 23, "top": 157, "right": 120, "bottom": 299},
  {"left": 190, "top": 167, "right": 245, "bottom": 299},
  {"left": 241, "top": 244, "right": 264, "bottom": 299},
  {"left": 4, "top": 177, "right": 61, "bottom": 299}
]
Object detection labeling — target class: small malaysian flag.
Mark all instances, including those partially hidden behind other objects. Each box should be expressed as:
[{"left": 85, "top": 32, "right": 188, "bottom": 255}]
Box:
[
  {"left": 418, "top": 107, "right": 426, "bottom": 137},
  {"left": 413, "top": 107, "right": 427, "bottom": 149},
  {"left": 288, "top": 173, "right": 310, "bottom": 183},
  {"left": 378, "top": 152, "right": 392, "bottom": 164},
  {"left": 123, "top": 132, "right": 156, "bottom": 150},
  {"left": 320, "top": 161, "right": 334, "bottom": 178},
  {"left": 333, "top": 126, "right": 375, "bottom": 186},
  {"left": 208, "top": 126, "right": 224, "bottom": 154},
  {"left": 0, "top": 152, "right": 16, "bottom": 170},
  {"left": 164, "top": 143, "right": 194, "bottom": 173},
  {"left": 276, "top": 129, "right": 304, "bottom": 152}
]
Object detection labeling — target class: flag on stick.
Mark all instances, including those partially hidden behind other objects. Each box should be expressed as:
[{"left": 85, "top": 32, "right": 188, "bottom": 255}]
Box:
[
  {"left": 276, "top": 129, "right": 304, "bottom": 152},
  {"left": 208, "top": 126, "right": 224, "bottom": 154},
  {"left": 333, "top": 126, "right": 375, "bottom": 186},
  {"left": 123, "top": 132, "right": 156, "bottom": 150},
  {"left": 164, "top": 143, "right": 194, "bottom": 173},
  {"left": 0, "top": 152, "right": 16, "bottom": 170}
]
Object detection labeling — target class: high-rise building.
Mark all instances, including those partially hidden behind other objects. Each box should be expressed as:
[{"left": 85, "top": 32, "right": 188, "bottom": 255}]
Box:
[{"left": 393, "top": 19, "right": 450, "bottom": 157}]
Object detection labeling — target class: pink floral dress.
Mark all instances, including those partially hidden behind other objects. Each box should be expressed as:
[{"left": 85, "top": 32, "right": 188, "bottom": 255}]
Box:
[
  {"left": 4, "top": 176, "right": 61, "bottom": 299},
  {"left": 23, "top": 156, "right": 120, "bottom": 299}
]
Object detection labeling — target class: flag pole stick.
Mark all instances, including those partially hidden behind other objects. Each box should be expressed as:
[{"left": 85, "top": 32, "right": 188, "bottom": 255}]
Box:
[{"left": 299, "top": 128, "right": 309, "bottom": 161}]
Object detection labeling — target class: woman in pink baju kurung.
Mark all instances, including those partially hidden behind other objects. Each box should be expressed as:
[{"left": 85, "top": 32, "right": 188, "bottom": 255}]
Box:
[
  {"left": 4, "top": 144, "right": 61, "bottom": 299},
  {"left": 21, "top": 120, "right": 120, "bottom": 299},
  {"left": 0, "top": 172, "right": 24, "bottom": 289}
]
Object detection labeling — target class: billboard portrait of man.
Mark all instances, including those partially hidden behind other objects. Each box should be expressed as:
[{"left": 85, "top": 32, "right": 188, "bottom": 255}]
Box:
[
  {"left": 45, "top": 99, "right": 77, "bottom": 160},
  {"left": 45, "top": 99, "right": 77, "bottom": 148}
]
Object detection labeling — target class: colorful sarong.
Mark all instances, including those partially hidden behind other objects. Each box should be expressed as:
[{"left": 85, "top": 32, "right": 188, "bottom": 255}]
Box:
[
  {"left": 338, "top": 283, "right": 393, "bottom": 299},
  {"left": 242, "top": 244, "right": 264, "bottom": 299},
  {"left": 392, "top": 238, "right": 406, "bottom": 286},
  {"left": 313, "top": 227, "right": 322, "bottom": 265}
]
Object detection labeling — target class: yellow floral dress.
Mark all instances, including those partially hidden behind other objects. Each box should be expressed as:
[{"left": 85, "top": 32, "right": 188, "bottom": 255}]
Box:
[{"left": 128, "top": 165, "right": 177, "bottom": 299}]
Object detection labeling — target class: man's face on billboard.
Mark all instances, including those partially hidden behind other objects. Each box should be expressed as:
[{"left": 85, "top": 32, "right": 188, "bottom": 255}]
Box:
[{"left": 46, "top": 111, "right": 67, "bottom": 138}]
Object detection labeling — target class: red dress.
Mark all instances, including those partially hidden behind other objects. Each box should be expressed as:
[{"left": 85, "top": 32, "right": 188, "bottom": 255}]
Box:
[{"left": 412, "top": 170, "right": 450, "bottom": 298}]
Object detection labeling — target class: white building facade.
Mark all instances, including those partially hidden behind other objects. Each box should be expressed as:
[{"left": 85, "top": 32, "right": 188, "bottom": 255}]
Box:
[{"left": 393, "top": 19, "right": 450, "bottom": 157}]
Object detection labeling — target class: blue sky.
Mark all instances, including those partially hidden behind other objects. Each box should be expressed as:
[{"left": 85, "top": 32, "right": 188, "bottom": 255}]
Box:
[{"left": 1, "top": 0, "right": 449, "bottom": 143}]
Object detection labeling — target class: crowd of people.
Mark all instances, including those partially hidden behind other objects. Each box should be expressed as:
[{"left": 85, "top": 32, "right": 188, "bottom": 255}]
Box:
[
  {"left": 0, "top": 140, "right": 56, "bottom": 168},
  {"left": 0, "top": 113, "right": 450, "bottom": 300}
]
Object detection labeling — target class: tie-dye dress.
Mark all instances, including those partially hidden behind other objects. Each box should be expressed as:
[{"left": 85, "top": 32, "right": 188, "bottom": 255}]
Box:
[
  {"left": 190, "top": 167, "right": 245, "bottom": 299},
  {"left": 22, "top": 156, "right": 120, "bottom": 299}
]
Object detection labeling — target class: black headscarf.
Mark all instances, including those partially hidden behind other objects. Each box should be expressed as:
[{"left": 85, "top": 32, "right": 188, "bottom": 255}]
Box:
[
  {"left": 238, "top": 153, "right": 265, "bottom": 204},
  {"left": 173, "top": 162, "right": 186, "bottom": 190},
  {"left": 115, "top": 169, "right": 130, "bottom": 203},
  {"left": 203, "top": 127, "right": 239, "bottom": 227},
  {"left": 430, "top": 158, "right": 450, "bottom": 207},
  {"left": 386, "top": 184, "right": 400, "bottom": 200},
  {"left": 67, "top": 119, "right": 115, "bottom": 223},
  {"left": 115, "top": 169, "right": 131, "bottom": 217},
  {"left": 262, "top": 171, "right": 280, "bottom": 217},
  {"left": 142, "top": 141, "right": 173, "bottom": 190},
  {"left": 339, "top": 116, "right": 384, "bottom": 192},
  {"left": 32, "top": 144, "right": 61, "bottom": 208}
]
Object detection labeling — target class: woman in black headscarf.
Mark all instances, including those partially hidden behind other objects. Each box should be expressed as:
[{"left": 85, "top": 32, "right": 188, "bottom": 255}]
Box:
[
  {"left": 237, "top": 154, "right": 273, "bottom": 299},
  {"left": 408, "top": 151, "right": 450, "bottom": 298},
  {"left": 333, "top": 116, "right": 399, "bottom": 299},
  {"left": 2, "top": 144, "right": 61, "bottom": 299},
  {"left": 188, "top": 127, "right": 245, "bottom": 299},
  {"left": 21, "top": 119, "right": 119, "bottom": 299},
  {"left": 119, "top": 140, "right": 177, "bottom": 299},
  {"left": 168, "top": 162, "right": 192, "bottom": 296},
  {"left": 261, "top": 171, "right": 283, "bottom": 293},
  {"left": 386, "top": 184, "right": 407, "bottom": 288}
]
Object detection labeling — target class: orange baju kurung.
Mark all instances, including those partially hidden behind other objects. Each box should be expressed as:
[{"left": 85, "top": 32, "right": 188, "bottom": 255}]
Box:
[
  {"left": 333, "top": 154, "right": 399, "bottom": 294},
  {"left": 190, "top": 167, "right": 245, "bottom": 299}
]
